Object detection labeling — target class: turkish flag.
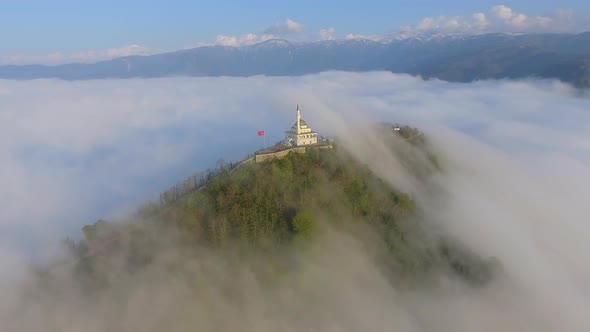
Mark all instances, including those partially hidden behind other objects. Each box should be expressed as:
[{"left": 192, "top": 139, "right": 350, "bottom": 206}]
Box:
[{"left": 258, "top": 131, "right": 265, "bottom": 136}]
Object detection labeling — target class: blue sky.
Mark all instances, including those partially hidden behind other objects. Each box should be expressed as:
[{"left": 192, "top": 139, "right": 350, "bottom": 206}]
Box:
[{"left": 1, "top": 0, "right": 589, "bottom": 63}]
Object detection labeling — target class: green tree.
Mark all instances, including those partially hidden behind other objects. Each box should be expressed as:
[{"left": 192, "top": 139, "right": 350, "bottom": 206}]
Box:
[
  {"left": 292, "top": 210, "right": 314, "bottom": 238},
  {"left": 344, "top": 176, "right": 369, "bottom": 215},
  {"left": 82, "top": 224, "right": 96, "bottom": 243}
]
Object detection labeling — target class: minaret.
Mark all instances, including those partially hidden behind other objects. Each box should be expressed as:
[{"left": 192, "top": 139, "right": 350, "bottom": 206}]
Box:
[{"left": 296, "top": 104, "right": 301, "bottom": 135}]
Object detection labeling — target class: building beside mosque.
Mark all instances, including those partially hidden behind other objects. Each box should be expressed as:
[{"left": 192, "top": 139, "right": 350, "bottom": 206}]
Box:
[{"left": 284, "top": 105, "right": 318, "bottom": 146}]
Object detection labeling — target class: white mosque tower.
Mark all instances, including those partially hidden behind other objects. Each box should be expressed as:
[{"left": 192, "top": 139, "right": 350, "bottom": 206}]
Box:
[{"left": 285, "top": 104, "right": 318, "bottom": 146}]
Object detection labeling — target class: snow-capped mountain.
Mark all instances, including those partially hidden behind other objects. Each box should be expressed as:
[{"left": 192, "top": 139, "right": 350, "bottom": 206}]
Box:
[
  {"left": 1, "top": 32, "right": 589, "bottom": 87},
  {"left": 378, "top": 31, "right": 471, "bottom": 43}
]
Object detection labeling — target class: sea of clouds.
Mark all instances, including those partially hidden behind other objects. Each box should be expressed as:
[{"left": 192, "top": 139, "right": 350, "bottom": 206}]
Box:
[{"left": 1, "top": 72, "right": 589, "bottom": 331}]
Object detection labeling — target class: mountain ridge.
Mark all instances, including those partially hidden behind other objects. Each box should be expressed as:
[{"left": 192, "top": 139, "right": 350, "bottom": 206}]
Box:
[{"left": 1, "top": 32, "right": 589, "bottom": 86}]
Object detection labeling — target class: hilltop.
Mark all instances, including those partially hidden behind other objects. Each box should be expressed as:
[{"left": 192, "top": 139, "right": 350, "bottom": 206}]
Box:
[{"left": 57, "top": 125, "right": 497, "bottom": 292}]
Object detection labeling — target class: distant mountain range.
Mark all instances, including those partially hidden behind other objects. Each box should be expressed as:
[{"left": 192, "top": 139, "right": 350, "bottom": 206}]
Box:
[{"left": 2, "top": 32, "right": 590, "bottom": 86}]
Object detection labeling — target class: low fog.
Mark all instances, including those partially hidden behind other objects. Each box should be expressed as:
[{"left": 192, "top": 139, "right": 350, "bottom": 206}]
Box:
[{"left": 1, "top": 72, "right": 590, "bottom": 331}]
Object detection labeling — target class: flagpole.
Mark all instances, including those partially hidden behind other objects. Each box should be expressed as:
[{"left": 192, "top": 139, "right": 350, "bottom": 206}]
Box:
[{"left": 257, "top": 130, "right": 266, "bottom": 149}]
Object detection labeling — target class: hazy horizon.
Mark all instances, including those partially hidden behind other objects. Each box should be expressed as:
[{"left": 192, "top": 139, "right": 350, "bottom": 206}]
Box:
[{"left": 2, "top": 2, "right": 590, "bottom": 65}]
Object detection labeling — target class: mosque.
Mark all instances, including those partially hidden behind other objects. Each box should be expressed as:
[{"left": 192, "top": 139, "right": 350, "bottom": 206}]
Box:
[
  {"left": 284, "top": 105, "right": 318, "bottom": 146},
  {"left": 254, "top": 105, "right": 331, "bottom": 163}
]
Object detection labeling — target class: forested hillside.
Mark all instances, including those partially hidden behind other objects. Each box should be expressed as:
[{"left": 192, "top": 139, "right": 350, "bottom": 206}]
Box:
[{"left": 56, "top": 126, "right": 496, "bottom": 293}]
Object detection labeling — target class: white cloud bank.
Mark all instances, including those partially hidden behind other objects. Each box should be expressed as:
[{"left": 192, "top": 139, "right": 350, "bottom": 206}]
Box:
[
  {"left": 263, "top": 18, "right": 305, "bottom": 35},
  {"left": 319, "top": 27, "right": 336, "bottom": 40},
  {"left": 215, "top": 18, "right": 305, "bottom": 47},
  {"left": 401, "top": 5, "right": 577, "bottom": 35},
  {"left": 1, "top": 73, "right": 590, "bottom": 330}
]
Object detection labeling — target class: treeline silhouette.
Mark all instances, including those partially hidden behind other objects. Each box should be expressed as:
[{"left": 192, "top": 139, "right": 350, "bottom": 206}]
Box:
[{"left": 158, "top": 154, "right": 255, "bottom": 206}]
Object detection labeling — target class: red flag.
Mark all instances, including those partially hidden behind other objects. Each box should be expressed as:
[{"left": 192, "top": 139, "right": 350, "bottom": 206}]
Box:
[{"left": 258, "top": 130, "right": 265, "bottom": 136}]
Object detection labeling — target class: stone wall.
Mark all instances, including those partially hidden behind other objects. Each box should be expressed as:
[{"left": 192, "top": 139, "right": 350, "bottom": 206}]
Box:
[
  {"left": 254, "top": 144, "right": 334, "bottom": 163},
  {"left": 255, "top": 146, "right": 306, "bottom": 163}
]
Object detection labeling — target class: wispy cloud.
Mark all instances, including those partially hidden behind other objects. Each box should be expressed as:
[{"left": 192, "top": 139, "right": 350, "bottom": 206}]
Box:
[
  {"left": 0, "top": 44, "right": 152, "bottom": 65},
  {"left": 344, "top": 33, "right": 382, "bottom": 41}
]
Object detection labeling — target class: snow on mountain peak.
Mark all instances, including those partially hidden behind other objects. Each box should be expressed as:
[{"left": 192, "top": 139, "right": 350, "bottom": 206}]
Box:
[{"left": 379, "top": 31, "right": 475, "bottom": 43}]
